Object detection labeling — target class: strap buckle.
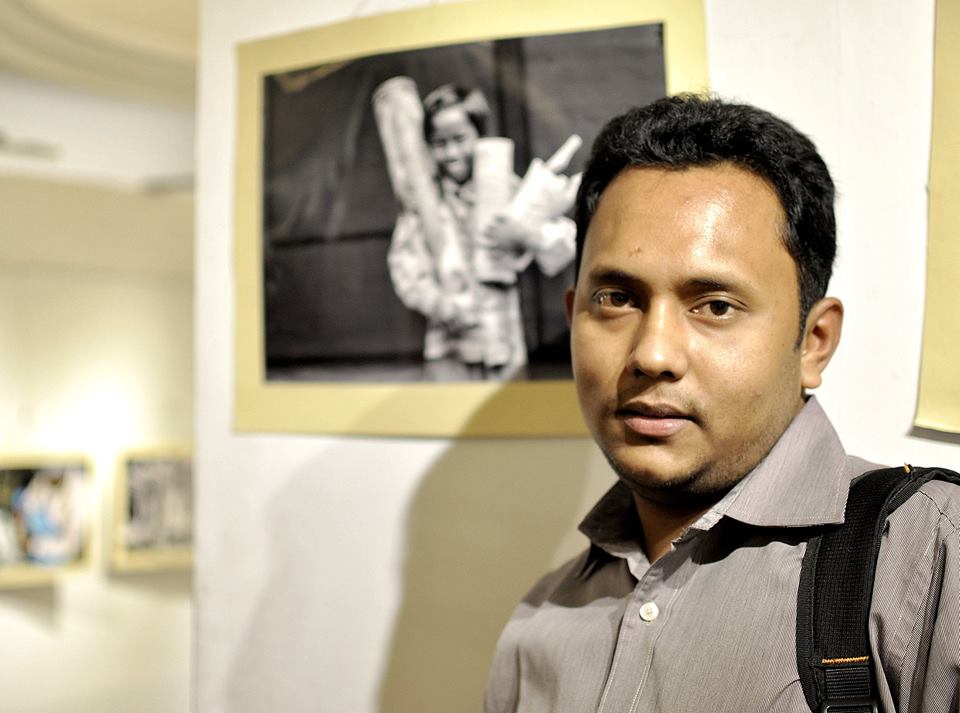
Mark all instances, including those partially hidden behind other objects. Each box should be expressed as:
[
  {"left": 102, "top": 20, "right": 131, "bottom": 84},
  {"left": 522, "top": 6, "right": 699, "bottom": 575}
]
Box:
[{"left": 819, "top": 698, "right": 879, "bottom": 713}]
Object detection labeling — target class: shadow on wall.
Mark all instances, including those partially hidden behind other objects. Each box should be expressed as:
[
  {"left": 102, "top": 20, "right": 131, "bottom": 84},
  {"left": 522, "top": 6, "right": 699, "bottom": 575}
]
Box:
[
  {"left": 376, "top": 394, "right": 595, "bottom": 713},
  {"left": 219, "top": 387, "right": 600, "bottom": 712},
  {"left": 0, "top": 586, "right": 59, "bottom": 629},
  {"left": 910, "top": 426, "right": 960, "bottom": 446}
]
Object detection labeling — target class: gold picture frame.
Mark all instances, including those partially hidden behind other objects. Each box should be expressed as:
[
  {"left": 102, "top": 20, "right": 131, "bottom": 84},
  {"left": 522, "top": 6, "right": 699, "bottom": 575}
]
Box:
[
  {"left": 234, "top": 0, "right": 709, "bottom": 436},
  {"left": 0, "top": 455, "right": 92, "bottom": 589},
  {"left": 110, "top": 449, "right": 193, "bottom": 573}
]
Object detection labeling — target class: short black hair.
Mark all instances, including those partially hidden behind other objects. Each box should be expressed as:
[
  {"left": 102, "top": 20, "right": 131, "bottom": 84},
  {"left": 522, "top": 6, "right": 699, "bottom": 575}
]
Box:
[
  {"left": 422, "top": 85, "right": 488, "bottom": 141},
  {"left": 575, "top": 94, "right": 836, "bottom": 326}
]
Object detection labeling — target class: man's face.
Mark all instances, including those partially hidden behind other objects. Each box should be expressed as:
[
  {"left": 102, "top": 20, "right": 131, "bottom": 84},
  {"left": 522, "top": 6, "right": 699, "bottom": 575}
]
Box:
[
  {"left": 567, "top": 164, "right": 808, "bottom": 504},
  {"left": 428, "top": 106, "right": 479, "bottom": 185}
]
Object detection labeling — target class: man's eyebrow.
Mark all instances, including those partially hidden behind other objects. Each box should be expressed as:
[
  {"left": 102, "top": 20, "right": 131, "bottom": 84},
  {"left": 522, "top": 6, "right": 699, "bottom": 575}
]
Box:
[
  {"left": 583, "top": 267, "right": 639, "bottom": 285},
  {"left": 584, "top": 270, "right": 749, "bottom": 293},
  {"left": 680, "top": 275, "right": 757, "bottom": 298},
  {"left": 684, "top": 277, "right": 737, "bottom": 292}
]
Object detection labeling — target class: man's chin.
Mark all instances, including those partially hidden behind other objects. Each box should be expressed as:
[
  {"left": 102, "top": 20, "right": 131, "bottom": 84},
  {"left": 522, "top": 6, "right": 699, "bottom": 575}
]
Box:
[
  {"left": 601, "top": 450, "right": 728, "bottom": 506},
  {"left": 605, "top": 451, "right": 690, "bottom": 488}
]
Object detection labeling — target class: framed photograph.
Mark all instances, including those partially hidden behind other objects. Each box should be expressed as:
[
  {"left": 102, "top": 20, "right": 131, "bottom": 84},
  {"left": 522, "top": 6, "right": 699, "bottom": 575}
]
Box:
[
  {"left": 0, "top": 457, "right": 91, "bottom": 588},
  {"left": 235, "top": 0, "right": 709, "bottom": 436},
  {"left": 111, "top": 451, "right": 193, "bottom": 573}
]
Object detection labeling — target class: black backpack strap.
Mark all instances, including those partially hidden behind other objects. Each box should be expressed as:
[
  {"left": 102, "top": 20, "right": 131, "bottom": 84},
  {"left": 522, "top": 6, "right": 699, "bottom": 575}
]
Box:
[{"left": 796, "top": 465, "right": 960, "bottom": 712}]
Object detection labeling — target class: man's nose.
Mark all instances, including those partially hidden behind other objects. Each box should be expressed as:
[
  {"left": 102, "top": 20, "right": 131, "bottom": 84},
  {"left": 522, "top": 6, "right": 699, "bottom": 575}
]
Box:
[{"left": 629, "top": 302, "right": 688, "bottom": 381}]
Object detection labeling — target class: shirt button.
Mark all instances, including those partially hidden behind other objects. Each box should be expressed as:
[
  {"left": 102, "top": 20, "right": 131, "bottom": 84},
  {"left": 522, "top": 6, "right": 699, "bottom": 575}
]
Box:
[{"left": 639, "top": 601, "right": 659, "bottom": 622}]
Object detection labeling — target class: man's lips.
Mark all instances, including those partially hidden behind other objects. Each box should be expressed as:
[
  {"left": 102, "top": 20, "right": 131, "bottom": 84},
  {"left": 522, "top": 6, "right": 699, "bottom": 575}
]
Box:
[{"left": 614, "top": 403, "right": 695, "bottom": 438}]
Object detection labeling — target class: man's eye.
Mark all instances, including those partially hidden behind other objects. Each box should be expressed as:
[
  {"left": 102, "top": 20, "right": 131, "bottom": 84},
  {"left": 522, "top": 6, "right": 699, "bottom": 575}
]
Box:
[
  {"left": 593, "top": 290, "right": 633, "bottom": 308},
  {"left": 693, "top": 300, "right": 735, "bottom": 318}
]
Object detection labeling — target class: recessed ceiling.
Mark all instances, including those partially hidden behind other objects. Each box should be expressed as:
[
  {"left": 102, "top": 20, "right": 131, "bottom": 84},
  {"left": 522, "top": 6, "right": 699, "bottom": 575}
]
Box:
[{"left": 0, "top": 0, "right": 196, "bottom": 106}]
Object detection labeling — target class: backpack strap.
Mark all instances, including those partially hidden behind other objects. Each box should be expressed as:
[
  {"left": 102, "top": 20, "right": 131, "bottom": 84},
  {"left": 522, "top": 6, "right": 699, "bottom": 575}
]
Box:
[{"left": 796, "top": 465, "right": 960, "bottom": 712}]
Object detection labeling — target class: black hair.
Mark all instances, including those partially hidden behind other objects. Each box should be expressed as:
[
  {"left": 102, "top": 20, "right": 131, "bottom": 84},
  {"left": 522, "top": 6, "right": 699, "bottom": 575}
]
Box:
[
  {"left": 422, "top": 85, "right": 488, "bottom": 141},
  {"left": 575, "top": 94, "right": 836, "bottom": 326}
]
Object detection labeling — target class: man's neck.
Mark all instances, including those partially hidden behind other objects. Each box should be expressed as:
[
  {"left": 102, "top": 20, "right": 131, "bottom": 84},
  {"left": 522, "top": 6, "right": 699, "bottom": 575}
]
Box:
[{"left": 631, "top": 493, "right": 716, "bottom": 563}]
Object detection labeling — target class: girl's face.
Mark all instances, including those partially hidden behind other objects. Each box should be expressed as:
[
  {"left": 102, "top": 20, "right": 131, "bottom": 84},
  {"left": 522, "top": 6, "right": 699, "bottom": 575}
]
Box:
[{"left": 428, "top": 105, "right": 479, "bottom": 184}]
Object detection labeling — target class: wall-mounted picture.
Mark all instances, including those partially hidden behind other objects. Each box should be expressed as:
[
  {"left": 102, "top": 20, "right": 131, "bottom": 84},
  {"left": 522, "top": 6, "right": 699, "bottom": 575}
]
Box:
[
  {"left": 235, "top": 0, "right": 709, "bottom": 435},
  {"left": 0, "top": 458, "right": 90, "bottom": 588},
  {"left": 111, "top": 452, "right": 193, "bottom": 572},
  {"left": 916, "top": 0, "right": 960, "bottom": 434},
  {"left": 263, "top": 23, "right": 666, "bottom": 384}
]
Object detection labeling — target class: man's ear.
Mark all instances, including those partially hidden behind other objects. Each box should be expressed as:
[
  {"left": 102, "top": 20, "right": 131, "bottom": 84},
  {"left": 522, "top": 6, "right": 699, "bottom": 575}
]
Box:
[
  {"left": 564, "top": 288, "right": 576, "bottom": 326},
  {"left": 800, "top": 297, "right": 844, "bottom": 389}
]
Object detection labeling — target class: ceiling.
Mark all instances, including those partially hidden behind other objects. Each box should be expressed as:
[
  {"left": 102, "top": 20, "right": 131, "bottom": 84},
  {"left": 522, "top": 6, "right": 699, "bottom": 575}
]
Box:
[{"left": 0, "top": 0, "right": 197, "bottom": 106}]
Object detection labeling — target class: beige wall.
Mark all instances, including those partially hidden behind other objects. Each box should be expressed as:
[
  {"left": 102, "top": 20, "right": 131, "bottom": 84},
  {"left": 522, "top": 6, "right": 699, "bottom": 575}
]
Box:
[
  {"left": 0, "top": 71, "right": 194, "bottom": 188},
  {"left": 0, "top": 175, "right": 193, "bottom": 713},
  {"left": 196, "top": 1, "right": 960, "bottom": 712}
]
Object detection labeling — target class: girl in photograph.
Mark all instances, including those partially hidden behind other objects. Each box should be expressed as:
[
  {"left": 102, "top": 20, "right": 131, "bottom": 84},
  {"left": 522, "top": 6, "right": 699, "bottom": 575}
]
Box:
[{"left": 374, "top": 80, "right": 579, "bottom": 381}]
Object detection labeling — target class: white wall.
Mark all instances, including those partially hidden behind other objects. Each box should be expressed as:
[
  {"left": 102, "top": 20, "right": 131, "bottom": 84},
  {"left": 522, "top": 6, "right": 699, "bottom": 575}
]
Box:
[
  {"left": 0, "top": 71, "right": 194, "bottom": 190},
  {"left": 0, "top": 41, "right": 198, "bottom": 713},
  {"left": 195, "top": 2, "right": 960, "bottom": 712},
  {"left": 0, "top": 174, "right": 194, "bottom": 711},
  {"left": 0, "top": 28, "right": 196, "bottom": 710}
]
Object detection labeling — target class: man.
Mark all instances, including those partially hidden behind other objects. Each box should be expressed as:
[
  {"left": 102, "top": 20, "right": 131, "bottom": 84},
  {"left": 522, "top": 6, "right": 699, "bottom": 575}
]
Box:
[{"left": 484, "top": 95, "right": 960, "bottom": 712}]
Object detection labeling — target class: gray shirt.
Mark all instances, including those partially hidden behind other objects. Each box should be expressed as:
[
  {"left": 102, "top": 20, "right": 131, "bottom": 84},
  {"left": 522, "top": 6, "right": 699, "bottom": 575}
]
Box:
[{"left": 484, "top": 398, "right": 960, "bottom": 712}]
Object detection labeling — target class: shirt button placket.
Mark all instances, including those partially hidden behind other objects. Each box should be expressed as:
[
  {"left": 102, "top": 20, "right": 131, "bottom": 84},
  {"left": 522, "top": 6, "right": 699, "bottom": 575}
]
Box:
[{"left": 597, "top": 570, "right": 665, "bottom": 713}]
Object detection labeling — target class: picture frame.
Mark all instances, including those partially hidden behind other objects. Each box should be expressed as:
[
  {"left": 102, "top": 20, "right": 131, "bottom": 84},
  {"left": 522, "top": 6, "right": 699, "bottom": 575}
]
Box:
[
  {"left": 0, "top": 455, "right": 92, "bottom": 589},
  {"left": 234, "top": 0, "right": 709, "bottom": 436},
  {"left": 916, "top": 0, "right": 960, "bottom": 434},
  {"left": 110, "top": 449, "right": 193, "bottom": 573}
]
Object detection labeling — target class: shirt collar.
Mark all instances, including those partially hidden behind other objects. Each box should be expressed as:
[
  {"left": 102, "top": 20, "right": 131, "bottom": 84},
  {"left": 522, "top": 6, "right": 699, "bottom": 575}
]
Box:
[
  {"left": 721, "top": 396, "right": 853, "bottom": 527},
  {"left": 578, "top": 397, "right": 858, "bottom": 559}
]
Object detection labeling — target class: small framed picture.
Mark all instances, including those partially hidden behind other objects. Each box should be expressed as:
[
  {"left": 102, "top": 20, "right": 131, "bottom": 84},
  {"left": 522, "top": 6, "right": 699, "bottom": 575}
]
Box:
[
  {"left": 0, "top": 457, "right": 92, "bottom": 588},
  {"left": 111, "top": 451, "right": 193, "bottom": 573}
]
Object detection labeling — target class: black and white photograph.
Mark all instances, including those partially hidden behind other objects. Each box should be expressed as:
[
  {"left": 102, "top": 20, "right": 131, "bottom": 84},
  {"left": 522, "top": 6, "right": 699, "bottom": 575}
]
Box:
[
  {"left": 262, "top": 22, "right": 667, "bottom": 382},
  {"left": 0, "top": 462, "right": 89, "bottom": 577},
  {"left": 122, "top": 455, "right": 193, "bottom": 551}
]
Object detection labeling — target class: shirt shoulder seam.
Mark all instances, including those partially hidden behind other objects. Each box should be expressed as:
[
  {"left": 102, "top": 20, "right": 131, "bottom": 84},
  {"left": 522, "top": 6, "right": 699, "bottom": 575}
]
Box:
[{"left": 913, "top": 486, "right": 960, "bottom": 532}]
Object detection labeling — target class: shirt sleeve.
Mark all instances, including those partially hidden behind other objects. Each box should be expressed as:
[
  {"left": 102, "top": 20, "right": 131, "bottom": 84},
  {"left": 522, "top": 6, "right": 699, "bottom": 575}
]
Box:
[
  {"left": 386, "top": 210, "right": 442, "bottom": 319},
  {"left": 483, "top": 549, "right": 596, "bottom": 713},
  {"left": 484, "top": 628, "right": 520, "bottom": 713},
  {"left": 871, "top": 479, "right": 960, "bottom": 713}
]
